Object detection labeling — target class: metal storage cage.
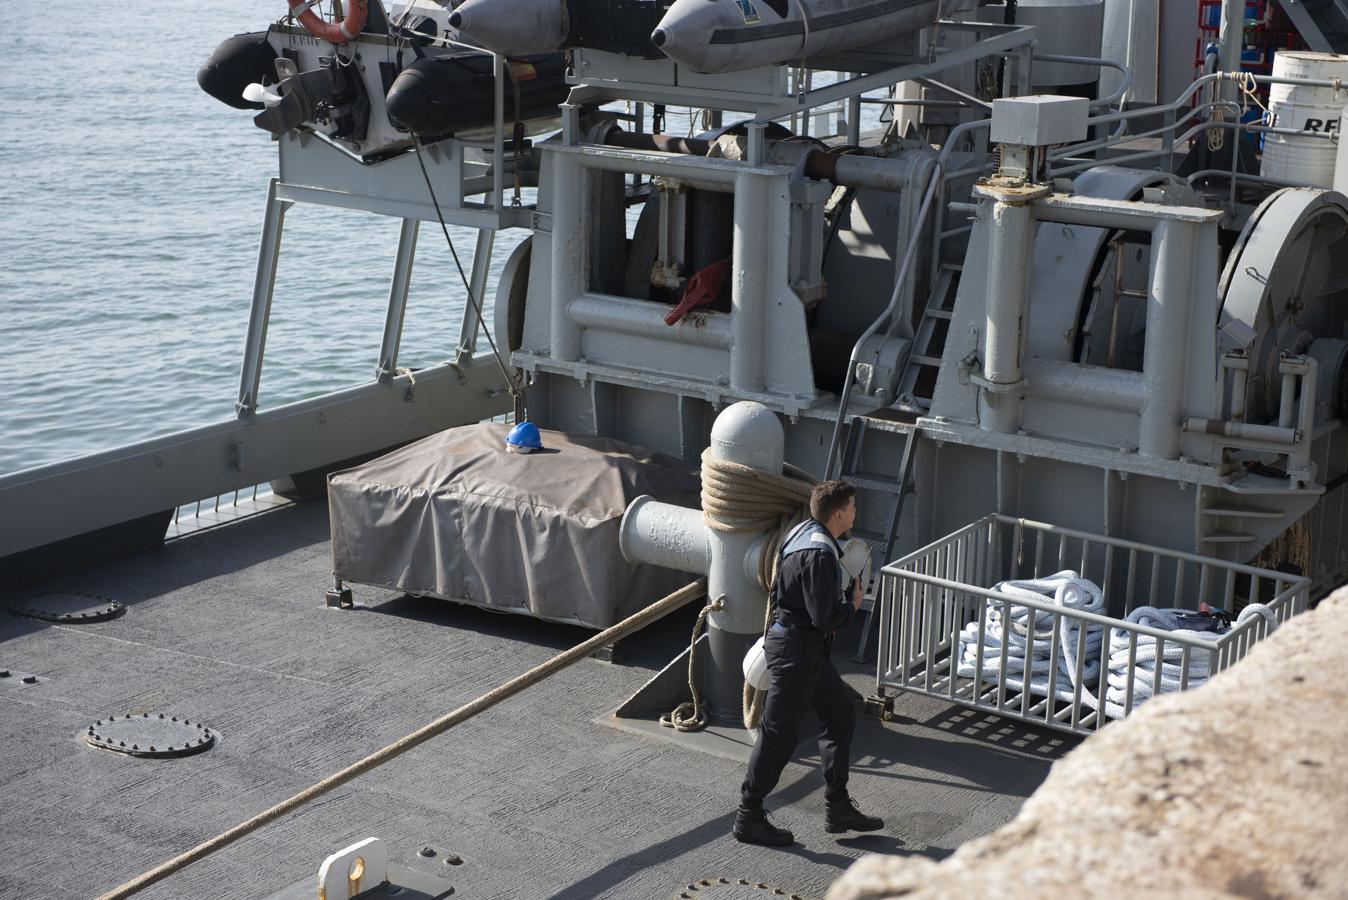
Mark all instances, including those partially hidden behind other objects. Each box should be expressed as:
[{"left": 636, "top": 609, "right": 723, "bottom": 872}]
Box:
[{"left": 875, "top": 515, "right": 1311, "bottom": 736}]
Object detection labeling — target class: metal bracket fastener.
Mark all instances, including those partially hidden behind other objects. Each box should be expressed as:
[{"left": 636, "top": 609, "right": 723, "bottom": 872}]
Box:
[
  {"left": 325, "top": 587, "right": 354, "bottom": 609},
  {"left": 863, "top": 694, "right": 895, "bottom": 721},
  {"left": 965, "top": 363, "right": 1023, "bottom": 394},
  {"left": 228, "top": 441, "right": 246, "bottom": 472}
]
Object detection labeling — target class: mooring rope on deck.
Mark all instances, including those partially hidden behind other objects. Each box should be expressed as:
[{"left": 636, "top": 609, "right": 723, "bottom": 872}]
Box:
[
  {"left": 96, "top": 578, "right": 708, "bottom": 900},
  {"left": 659, "top": 596, "right": 724, "bottom": 732}
]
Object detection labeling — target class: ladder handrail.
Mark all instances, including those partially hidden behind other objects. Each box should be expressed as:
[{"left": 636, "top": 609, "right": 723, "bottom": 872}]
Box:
[{"left": 823, "top": 123, "right": 978, "bottom": 476}]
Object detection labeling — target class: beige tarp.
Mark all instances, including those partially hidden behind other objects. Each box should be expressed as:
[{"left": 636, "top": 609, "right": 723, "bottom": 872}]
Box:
[{"left": 328, "top": 423, "right": 701, "bottom": 628}]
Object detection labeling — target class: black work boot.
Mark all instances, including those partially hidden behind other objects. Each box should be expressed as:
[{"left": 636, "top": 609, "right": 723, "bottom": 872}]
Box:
[
  {"left": 733, "top": 806, "right": 795, "bottom": 846},
  {"left": 824, "top": 794, "right": 884, "bottom": 834}
]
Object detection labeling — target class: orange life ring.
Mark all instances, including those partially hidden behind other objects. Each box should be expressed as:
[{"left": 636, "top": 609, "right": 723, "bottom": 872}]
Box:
[{"left": 287, "top": 0, "right": 367, "bottom": 44}]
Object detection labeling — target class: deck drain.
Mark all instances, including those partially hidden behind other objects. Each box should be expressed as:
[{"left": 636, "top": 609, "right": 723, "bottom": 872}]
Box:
[
  {"left": 83, "top": 713, "right": 215, "bottom": 757},
  {"left": 673, "top": 878, "right": 807, "bottom": 899},
  {"left": 10, "top": 591, "right": 124, "bottom": 623}
]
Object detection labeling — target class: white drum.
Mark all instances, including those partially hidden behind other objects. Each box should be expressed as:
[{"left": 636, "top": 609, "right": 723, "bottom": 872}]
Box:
[{"left": 1263, "top": 51, "right": 1348, "bottom": 188}]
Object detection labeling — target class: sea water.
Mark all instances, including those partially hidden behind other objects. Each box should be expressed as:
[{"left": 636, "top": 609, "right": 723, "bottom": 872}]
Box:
[{"left": 0, "top": 0, "right": 527, "bottom": 475}]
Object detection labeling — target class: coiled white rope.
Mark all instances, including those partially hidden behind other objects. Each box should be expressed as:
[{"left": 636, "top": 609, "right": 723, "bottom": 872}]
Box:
[
  {"left": 955, "top": 571, "right": 1280, "bottom": 719},
  {"left": 1099, "top": 603, "right": 1277, "bottom": 718},
  {"left": 956, "top": 571, "right": 1106, "bottom": 704}
]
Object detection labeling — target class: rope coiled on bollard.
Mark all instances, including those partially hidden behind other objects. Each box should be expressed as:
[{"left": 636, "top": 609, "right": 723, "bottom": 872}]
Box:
[
  {"left": 699, "top": 448, "right": 816, "bottom": 592},
  {"left": 662, "top": 449, "right": 815, "bottom": 732}
]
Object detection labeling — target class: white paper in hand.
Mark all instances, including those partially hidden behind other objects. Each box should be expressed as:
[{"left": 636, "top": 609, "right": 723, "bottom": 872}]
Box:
[{"left": 840, "top": 538, "right": 872, "bottom": 584}]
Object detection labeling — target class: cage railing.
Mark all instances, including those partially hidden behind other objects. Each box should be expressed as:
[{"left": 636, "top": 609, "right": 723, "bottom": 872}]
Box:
[{"left": 876, "top": 514, "right": 1311, "bottom": 736}]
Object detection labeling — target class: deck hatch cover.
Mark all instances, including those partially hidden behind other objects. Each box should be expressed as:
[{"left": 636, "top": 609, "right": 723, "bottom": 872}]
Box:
[
  {"left": 10, "top": 591, "right": 124, "bottom": 623},
  {"left": 84, "top": 713, "right": 215, "bottom": 757}
]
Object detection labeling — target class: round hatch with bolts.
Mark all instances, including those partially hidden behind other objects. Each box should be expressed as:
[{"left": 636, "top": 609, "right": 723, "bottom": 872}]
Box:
[
  {"left": 10, "top": 591, "right": 124, "bottom": 623},
  {"left": 672, "top": 878, "right": 807, "bottom": 899},
  {"left": 83, "top": 713, "right": 215, "bottom": 757}
]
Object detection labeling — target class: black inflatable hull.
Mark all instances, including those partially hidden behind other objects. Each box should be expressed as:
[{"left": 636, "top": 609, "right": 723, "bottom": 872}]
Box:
[
  {"left": 197, "top": 31, "right": 277, "bottom": 111},
  {"left": 385, "top": 54, "right": 568, "bottom": 138}
]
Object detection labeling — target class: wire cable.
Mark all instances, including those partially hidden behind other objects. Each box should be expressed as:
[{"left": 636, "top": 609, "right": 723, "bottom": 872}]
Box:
[{"left": 411, "top": 134, "right": 524, "bottom": 408}]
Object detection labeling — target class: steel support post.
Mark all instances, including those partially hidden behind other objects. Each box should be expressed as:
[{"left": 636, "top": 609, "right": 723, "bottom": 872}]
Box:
[
  {"left": 1218, "top": 0, "right": 1246, "bottom": 107},
  {"left": 746, "top": 122, "right": 767, "bottom": 167},
  {"left": 550, "top": 153, "right": 586, "bottom": 362},
  {"left": 1139, "top": 218, "right": 1198, "bottom": 459},
  {"left": 977, "top": 191, "right": 1037, "bottom": 433},
  {"left": 237, "top": 181, "right": 292, "bottom": 418},
  {"left": 1286, "top": 356, "right": 1318, "bottom": 481},
  {"left": 377, "top": 218, "right": 419, "bottom": 382},
  {"left": 456, "top": 229, "right": 496, "bottom": 365},
  {"left": 847, "top": 87, "right": 862, "bottom": 146},
  {"left": 492, "top": 52, "right": 505, "bottom": 210},
  {"left": 560, "top": 101, "right": 582, "bottom": 145},
  {"left": 730, "top": 173, "right": 771, "bottom": 394},
  {"left": 1004, "top": 45, "right": 1033, "bottom": 98}
]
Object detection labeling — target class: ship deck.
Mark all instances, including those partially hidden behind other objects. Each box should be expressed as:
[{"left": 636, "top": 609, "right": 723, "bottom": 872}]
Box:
[{"left": 0, "top": 500, "right": 1077, "bottom": 899}]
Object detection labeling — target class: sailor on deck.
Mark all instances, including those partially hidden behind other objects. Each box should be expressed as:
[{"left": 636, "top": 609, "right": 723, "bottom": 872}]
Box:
[{"left": 734, "top": 479, "right": 885, "bottom": 846}]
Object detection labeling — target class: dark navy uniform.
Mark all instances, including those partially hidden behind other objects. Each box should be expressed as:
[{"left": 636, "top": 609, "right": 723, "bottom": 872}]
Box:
[{"left": 741, "top": 518, "right": 857, "bottom": 809}]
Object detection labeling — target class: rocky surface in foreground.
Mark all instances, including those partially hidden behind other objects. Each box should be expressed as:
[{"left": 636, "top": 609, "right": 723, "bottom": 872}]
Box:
[{"left": 829, "top": 588, "right": 1348, "bottom": 900}]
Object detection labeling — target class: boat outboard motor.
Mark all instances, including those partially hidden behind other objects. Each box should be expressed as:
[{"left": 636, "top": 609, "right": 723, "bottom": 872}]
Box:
[
  {"left": 197, "top": 3, "right": 389, "bottom": 112},
  {"left": 197, "top": 32, "right": 277, "bottom": 110},
  {"left": 254, "top": 59, "right": 371, "bottom": 143}
]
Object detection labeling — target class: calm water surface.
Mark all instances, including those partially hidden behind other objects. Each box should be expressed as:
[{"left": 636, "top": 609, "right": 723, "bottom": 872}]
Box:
[{"left": 0, "top": 1, "right": 525, "bottom": 475}]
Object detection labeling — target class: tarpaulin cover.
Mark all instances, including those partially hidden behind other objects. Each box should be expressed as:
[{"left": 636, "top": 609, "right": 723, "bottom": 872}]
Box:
[{"left": 328, "top": 423, "right": 702, "bottom": 628}]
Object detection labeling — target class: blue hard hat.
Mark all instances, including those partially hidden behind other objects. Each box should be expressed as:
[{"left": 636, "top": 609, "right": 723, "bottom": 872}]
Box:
[{"left": 505, "top": 421, "right": 543, "bottom": 451}]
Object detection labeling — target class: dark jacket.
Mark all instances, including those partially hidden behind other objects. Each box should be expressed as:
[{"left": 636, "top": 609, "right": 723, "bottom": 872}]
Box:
[{"left": 772, "top": 519, "right": 854, "bottom": 636}]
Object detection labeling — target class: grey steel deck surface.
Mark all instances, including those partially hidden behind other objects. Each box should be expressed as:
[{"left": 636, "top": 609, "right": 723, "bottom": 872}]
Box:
[{"left": 0, "top": 501, "right": 1076, "bottom": 899}]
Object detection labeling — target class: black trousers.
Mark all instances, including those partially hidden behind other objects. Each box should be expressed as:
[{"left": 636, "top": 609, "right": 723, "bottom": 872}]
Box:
[{"left": 741, "top": 624, "right": 855, "bottom": 808}]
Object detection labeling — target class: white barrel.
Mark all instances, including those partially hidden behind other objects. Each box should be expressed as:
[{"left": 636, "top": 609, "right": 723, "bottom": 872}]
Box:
[{"left": 1263, "top": 51, "right": 1348, "bottom": 188}]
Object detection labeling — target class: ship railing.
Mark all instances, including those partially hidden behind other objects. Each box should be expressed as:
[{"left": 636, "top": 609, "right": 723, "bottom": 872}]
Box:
[
  {"left": 166, "top": 484, "right": 293, "bottom": 541},
  {"left": 1048, "top": 70, "right": 1342, "bottom": 206},
  {"left": 563, "top": 20, "right": 1038, "bottom": 144},
  {"left": 874, "top": 514, "right": 1311, "bottom": 738},
  {"left": 160, "top": 404, "right": 519, "bottom": 541}
]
